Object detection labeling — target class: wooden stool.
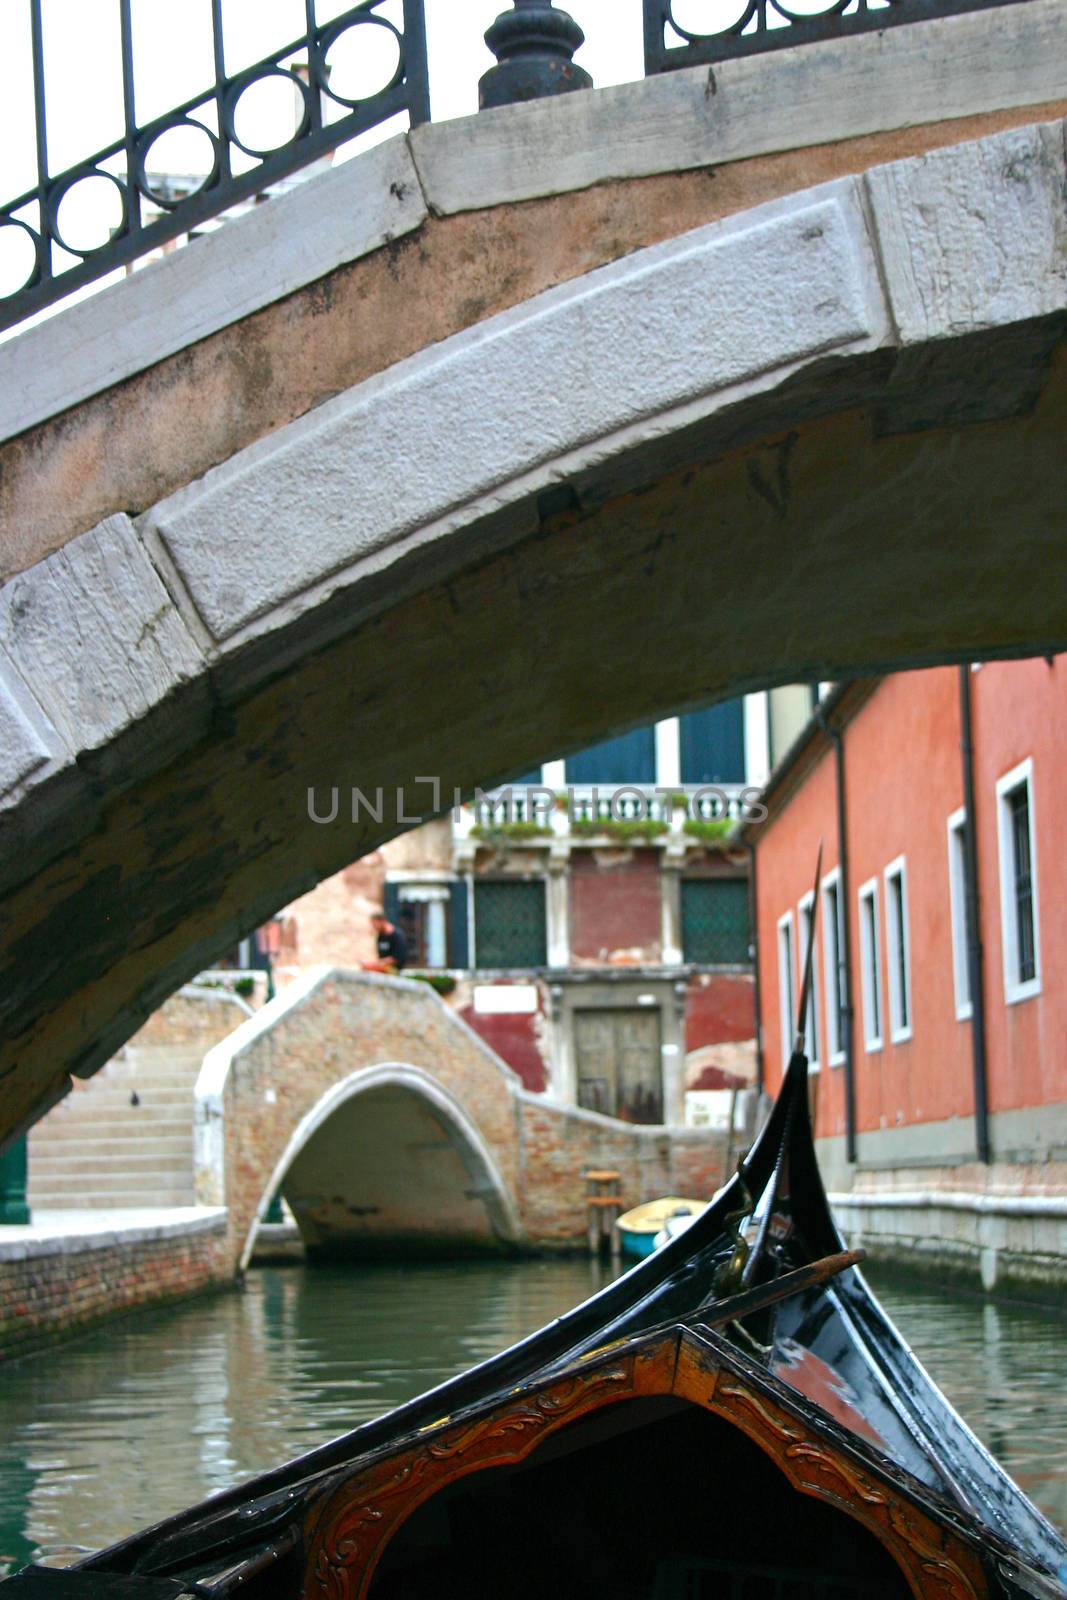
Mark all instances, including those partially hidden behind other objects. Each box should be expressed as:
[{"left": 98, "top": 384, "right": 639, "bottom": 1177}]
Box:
[{"left": 583, "top": 1168, "right": 622, "bottom": 1260}]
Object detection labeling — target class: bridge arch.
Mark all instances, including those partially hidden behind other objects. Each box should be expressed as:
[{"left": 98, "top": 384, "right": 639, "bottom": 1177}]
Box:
[
  {"left": 4, "top": 108, "right": 1067, "bottom": 1140},
  {"left": 239, "top": 1063, "right": 522, "bottom": 1271}
]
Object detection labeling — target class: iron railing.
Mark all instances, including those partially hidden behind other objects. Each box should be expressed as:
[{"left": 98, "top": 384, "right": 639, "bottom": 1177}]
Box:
[
  {"left": 643, "top": 0, "right": 1032, "bottom": 74},
  {"left": 0, "top": 0, "right": 1030, "bottom": 334},
  {"left": 0, "top": 0, "right": 429, "bottom": 332}
]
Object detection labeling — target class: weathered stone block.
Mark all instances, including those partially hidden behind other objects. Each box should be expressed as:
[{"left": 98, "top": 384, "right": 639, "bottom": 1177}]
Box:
[
  {"left": 0, "top": 514, "right": 204, "bottom": 754},
  {"left": 866, "top": 119, "right": 1067, "bottom": 344},
  {"left": 146, "top": 183, "right": 885, "bottom": 648},
  {"left": 0, "top": 650, "right": 65, "bottom": 804}
]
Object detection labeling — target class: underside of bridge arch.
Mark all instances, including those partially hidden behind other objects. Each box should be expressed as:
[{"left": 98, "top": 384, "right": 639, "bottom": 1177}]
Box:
[
  {"left": 4, "top": 123, "right": 1067, "bottom": 1144},
  {"left": 264, "top": 1077, "right": 517, "bottom": 1263}
]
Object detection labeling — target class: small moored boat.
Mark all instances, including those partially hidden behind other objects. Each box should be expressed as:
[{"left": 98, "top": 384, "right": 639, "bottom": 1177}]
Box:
[{"left": 615, "top": 1195, "right": 707, "bottom": 1258}]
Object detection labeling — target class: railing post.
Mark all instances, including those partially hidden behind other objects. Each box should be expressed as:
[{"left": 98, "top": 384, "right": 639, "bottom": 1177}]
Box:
[{"left": 479, "top": 1, "right": 593, "bottom": 111}]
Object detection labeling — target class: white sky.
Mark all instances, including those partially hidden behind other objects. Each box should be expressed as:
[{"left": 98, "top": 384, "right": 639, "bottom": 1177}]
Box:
[{"left": 0, "top": 0, "right": 846, "bottom": 318}]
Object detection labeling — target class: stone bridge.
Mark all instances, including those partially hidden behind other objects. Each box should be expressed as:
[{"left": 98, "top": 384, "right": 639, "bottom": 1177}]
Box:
[
  {"left": 3, "top": 2, "right": 1067, "bottom": 1146},
  {"left": 193, "top": 969, "right": 725, "bottom": 1271}
]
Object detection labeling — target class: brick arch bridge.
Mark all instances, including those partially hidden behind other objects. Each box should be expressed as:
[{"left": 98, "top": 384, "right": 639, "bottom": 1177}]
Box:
[
  {"left": 3, "top": 6, "right": 1067, "bottom": 1145},
  {"left": 193, "top": 969, "right": 725, "bottom": 1272}
]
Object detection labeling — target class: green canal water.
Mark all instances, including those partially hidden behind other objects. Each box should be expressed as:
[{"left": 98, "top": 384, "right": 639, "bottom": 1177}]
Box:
[{"left": 1, "top": 1259, "right": 1065, "bottom": 1578}]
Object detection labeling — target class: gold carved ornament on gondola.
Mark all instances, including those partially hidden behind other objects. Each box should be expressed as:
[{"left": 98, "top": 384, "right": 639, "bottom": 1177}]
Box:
[{"left": 302, "top": 1329, "right": 989, "bottom": 1600}]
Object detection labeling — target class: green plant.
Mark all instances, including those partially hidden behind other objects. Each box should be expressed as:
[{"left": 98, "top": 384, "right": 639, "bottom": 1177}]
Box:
[
  {"left": 682, "top": 817, "right": 734, "bottom": 844},
  {"left": 571, "top": 817, "right": 669, "bottom": 842},
  {"left": 470, "top": 821, "right": 553, "bottom": 843},
  {"left": 234, "top": 975, "right": 256, "bottom": 997},
  {"left": 410, "top": 971, "right": 457, "bottom": 995}
]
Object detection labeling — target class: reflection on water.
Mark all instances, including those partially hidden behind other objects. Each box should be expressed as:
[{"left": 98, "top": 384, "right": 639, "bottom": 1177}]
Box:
[
  {"left": 864, "top": 1266, "right": 1067, "bottom": 1537},
  {"left": 0, "top": 1257, "right": 1063, "bottom": 1576}
]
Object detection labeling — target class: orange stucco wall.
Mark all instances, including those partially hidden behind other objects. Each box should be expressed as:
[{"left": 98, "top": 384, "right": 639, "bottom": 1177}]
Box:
[
  {"left": 972, "top": 656, "right": 1067, "bottom": 1114},
  {"left": 756, "top": 658, "right": 1067, "bottom": 1151}
]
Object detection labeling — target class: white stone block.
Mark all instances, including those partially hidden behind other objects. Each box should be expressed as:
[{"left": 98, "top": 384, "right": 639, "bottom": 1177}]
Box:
[
  {"left": 146, "top": 181, "right": 885, "bottom": 647},
  {"left": 0, "top": 650, "right": 65, "bottom": 804},
  {"left": 866, "top": 120, "right": 1067, "bottom": 344},
  {"left": 0, "top": 514, "right": 204, "bottom": 753}
]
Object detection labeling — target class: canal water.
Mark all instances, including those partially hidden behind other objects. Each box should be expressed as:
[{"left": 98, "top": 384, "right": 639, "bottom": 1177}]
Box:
[{"left": 1, "top": 1259, "right": 1064, "bottom": 1577}]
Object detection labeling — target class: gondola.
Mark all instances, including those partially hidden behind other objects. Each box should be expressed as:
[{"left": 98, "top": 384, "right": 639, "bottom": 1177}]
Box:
[{"left": 7, "top": 968, "right": 1067, "bottom": 1597}]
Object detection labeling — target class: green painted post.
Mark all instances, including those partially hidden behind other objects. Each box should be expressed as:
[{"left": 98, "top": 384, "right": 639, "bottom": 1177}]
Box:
[{"left": 0, "top": 1138, "right": 31, "bottom": 1225}]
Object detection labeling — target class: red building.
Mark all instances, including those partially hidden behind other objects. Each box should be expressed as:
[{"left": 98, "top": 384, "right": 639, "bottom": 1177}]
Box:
[{"left": 742, "top": 659, "right": 1067, "bottom": 1294}]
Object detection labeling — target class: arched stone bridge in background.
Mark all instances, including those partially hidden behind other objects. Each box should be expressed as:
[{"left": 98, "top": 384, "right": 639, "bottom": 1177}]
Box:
[
  {"left": 194, "top": 969, "right": 723, "bottom": 1272},
  {"left": 3, "top": 1, "right": 1067, "bottom": 1146}
]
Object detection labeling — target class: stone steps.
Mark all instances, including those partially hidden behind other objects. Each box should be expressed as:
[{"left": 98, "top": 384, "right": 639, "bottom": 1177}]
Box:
[
  {"left": 28, "top": 1037, "right": 204, "bottom": 1211},
  {"left": 30, "top": 1120, "right": 194, "bottom": 1145},
  {"left": 29, "top": 1146, "right": 192, "bottom": 1175},
  {"left": 27, "top": 1185, "right": 196, "bottom": 1210},
  {"left": 50, "top": 1085, "right": 196, "bottom": 1108},
  {"left": 29, "top": 1163, "right": 193, "bottom": 1192}
]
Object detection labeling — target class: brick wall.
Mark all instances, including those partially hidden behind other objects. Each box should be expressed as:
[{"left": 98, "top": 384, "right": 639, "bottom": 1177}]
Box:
[
  {"left": 515, "top": 1095, "right": 726, "bottom": 1243},
  {"left": 569, "top": 848, "right": 662, "bottom": 963},
  {"left": 0, "top": 1214, "right": 230, "bottom": 1363}
]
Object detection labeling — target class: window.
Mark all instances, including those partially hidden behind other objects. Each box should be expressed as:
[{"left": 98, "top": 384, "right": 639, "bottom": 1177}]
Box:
[
  {"left": 385, "top": 880, "right": 469, "bottom": 968},
  {"left": 396, "top": 886, "right": 449, "bottom": 969},
  {"left": 777, "top": 911, "right": 796, "bottom": 1069},
  {"left": 883, "top": 858, "right": 911, "bottom": 1043},
  {"left": 679, "top": 700, "right": 746, "bottom": 785},
  {"left": 473, "top": 879, "right": 547, "bottom": 969},
  {"left": 681, "top": 878, "right": 750, "bottom": 964},
  {"left": 821, "top": 869, "right": 846, "bottom": 1065},
  {"left": 565, "top": 726, "right": 656, "bottom": 784},
  {"left": 947, "top": 809, "right": 972, "bottom": 1021},
  {"left": 996, "top": 759, "right": 1041, "bottom": 1004},
  {"left": 797, "top": 891, "right": 820, "bottom": 1070},
  {"left": 858, "top": 879, "right": 883, "bottom": 1052}
]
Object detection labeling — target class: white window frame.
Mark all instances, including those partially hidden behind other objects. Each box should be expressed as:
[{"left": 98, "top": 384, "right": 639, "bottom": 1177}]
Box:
[
  {"left": 821, "top": 868, "right": 846, "bottom": 1066},
  {"left": 946, "top": 808, "right": 973, "bottom": 1022},
  {"left": 996, "top": 757, "right": 1041, "bottom": 1005},
  {"left": 858, "top": 877, "right": 883, "bottom": 1053},
  {"left": 777, "top": 910, "right": 796, "bottom": 1071},
  {"left": 797, "top": 890, "right": 821, "bottom": 1072},
  {"left": 883, "top": 856, "right": 912, "bottom": 1045}
]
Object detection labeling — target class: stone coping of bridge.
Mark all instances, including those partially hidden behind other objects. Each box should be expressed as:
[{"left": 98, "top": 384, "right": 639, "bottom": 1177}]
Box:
[
  {"left": 0, "top": 1206, "right": 227, "bottom": 1262},
  {"left": 194, "top": 965, "right": 524, "bottom": 1110},
  {"left": 1, "top": 0, "right": 1065, "bottom": 447}
]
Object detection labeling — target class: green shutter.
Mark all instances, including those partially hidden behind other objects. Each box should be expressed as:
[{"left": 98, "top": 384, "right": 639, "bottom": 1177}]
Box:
[
  {"left": 473, "top": 880, "right": 547, "bottom": 968},
  {"left": 382, "top": 882, "right": 401, "bottom": 924},
  {"left": 681, "top": 879, "right": 751, "bottom": 965},
  {"left": 449, "top": 879, "right": 470, "bottom": 969}
]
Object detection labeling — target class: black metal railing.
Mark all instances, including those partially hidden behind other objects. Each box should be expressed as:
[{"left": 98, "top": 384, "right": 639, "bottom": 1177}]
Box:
[
  {"left": 0, "top": 0, "right": 1028, "bottom": 336},
  {"left": 0, "top": 0, "right": 428, "bottom": 333},
  {"left": 642, "top": 0, "right": 1031, "bottom": 74}
]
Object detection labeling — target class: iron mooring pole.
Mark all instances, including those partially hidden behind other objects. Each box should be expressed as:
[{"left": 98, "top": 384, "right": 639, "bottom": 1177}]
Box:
[{"left": 479, "top": 1, "right": 593, "bottom": 110}]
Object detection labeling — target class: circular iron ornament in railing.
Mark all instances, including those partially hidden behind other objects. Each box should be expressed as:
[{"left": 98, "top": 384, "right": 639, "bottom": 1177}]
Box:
[
  {"left": 769, "top": 0, "right": 854, "bottom": 22},
  {"left": 0, "top": 216, "right": 44, "bottom": 298},
  {"left": 666, "top": 0, "right": 758, "bottom": 41},
  {"left": 135, "top": 118, "right": 223, "bottom": 210},
  {"left": 666, "top": 0, "right": 863, "bottom": 41},
  {"left": 313, "top": 15, "right": 406, "bottom": 108},
  {"left": 222, "top": 66, "right": 314, "bottom": 162},
  {"left": 47, "top": 168, "right": 129, "bottom": 260}
]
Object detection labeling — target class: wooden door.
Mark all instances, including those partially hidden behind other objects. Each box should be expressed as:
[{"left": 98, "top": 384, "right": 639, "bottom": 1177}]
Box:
[{"left": 574, "top": 1008, "right": 663, "bottom": 1124}]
